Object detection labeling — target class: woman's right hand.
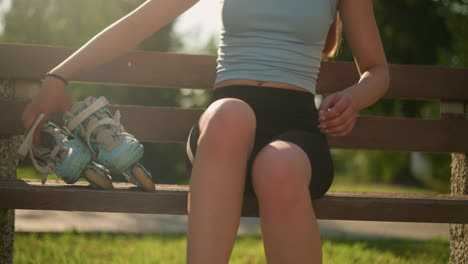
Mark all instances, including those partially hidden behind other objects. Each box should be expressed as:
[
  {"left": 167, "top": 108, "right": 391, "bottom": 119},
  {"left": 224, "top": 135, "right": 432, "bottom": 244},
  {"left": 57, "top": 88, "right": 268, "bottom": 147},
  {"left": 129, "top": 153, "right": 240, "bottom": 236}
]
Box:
[{"left": 22, "top": 76, "right": 72, "bottom": 144}]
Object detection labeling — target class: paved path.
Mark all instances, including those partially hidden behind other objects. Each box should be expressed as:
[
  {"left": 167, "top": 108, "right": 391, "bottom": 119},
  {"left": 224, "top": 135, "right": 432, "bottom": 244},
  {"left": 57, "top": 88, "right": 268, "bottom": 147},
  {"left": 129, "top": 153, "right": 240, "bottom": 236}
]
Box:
[{"left": 15, "top": 210, "right": 449, "bottom": 240}]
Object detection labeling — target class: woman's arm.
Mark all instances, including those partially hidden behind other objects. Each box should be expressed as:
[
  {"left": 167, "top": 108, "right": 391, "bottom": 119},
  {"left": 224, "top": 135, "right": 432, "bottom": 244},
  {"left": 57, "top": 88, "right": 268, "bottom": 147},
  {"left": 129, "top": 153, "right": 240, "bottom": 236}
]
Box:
[
  {"left": 23, "top": 0, "right": 199, "bottom": 143},
  {"left": 51, "top": 0, "right": 199, "bottom": 79},
  {"left": 318, "top": 0, "right": 390, "bottom": 136}
]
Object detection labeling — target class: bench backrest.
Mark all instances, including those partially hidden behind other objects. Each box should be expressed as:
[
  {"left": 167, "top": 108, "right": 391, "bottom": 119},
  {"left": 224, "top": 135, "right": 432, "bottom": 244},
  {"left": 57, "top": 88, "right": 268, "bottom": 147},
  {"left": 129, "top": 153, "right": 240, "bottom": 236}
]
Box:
[{"left": 1, "top": 44, "right": 467, "bottom": 154}]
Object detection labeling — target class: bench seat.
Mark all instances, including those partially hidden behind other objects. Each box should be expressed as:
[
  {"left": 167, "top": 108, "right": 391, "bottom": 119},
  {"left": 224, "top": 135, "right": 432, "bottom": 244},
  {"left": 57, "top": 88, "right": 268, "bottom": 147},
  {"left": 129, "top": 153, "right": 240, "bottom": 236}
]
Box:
[{"left": 1, "top": 179, "right": 467, "bottom": 224}]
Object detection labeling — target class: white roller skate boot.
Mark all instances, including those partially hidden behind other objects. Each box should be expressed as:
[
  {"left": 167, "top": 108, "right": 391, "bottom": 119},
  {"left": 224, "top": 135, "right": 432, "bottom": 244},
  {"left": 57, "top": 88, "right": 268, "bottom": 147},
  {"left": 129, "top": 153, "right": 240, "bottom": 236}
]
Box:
[
  {"left": 63, "top": 97, "right": 154, "bottom": 191},
  {"left": 17, "top": 114, "right": 114, "bottom": 189}
]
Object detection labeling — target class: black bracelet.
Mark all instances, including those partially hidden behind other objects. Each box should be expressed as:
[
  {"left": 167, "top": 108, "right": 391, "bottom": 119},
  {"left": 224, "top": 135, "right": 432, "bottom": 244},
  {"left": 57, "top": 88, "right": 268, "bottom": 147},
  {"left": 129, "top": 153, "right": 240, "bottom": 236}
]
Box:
[{"left": 45, "top": 73, "right": 69, "bottom": 86}]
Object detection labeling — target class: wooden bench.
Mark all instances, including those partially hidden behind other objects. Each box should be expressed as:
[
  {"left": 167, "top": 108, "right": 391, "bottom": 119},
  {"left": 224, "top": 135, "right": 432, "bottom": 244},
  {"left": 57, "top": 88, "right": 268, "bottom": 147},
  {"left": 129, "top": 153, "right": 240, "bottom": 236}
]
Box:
[{"left": 1, "top": 43, "right": 468, "bottom": 262}]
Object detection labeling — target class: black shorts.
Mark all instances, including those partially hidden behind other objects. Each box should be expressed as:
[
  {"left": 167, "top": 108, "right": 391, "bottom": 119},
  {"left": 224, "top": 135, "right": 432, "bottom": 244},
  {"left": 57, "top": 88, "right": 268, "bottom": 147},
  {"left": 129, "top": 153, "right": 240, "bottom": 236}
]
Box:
[{"left": 185, "top": 85, "right": 334, "bottom": 199}]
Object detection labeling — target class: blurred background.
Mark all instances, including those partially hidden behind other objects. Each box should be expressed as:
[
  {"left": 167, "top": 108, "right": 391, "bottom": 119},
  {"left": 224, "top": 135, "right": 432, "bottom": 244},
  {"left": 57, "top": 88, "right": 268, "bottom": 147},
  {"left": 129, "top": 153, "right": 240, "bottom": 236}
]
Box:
[{"left": 2, "top": 0, "right": 468, "bottom": 193}]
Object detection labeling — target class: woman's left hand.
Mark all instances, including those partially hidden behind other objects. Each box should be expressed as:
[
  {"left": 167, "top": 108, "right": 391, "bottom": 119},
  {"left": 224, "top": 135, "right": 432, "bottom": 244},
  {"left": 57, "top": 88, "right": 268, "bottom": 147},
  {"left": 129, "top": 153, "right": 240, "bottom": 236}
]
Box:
[{"left": 318, "top": 90, "right": 358, "bottom": 136}]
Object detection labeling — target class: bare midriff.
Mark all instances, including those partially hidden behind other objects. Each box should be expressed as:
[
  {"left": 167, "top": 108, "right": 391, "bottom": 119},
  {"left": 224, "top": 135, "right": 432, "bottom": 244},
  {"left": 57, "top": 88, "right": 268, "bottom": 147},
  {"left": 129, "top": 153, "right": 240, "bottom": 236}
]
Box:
[{"left": 214, "top": 79, "right": 310, "bottom": 93}]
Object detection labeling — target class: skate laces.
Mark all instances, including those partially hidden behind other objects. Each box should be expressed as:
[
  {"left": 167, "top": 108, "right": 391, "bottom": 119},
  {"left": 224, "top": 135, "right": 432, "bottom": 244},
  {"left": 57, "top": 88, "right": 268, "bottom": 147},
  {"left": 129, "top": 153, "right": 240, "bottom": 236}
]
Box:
[
  {"left": 17, "top": 113, "right": 57, "bottom": 184},
  {"left": 65, "top": 96, "right": 130, "bottom": 155}
]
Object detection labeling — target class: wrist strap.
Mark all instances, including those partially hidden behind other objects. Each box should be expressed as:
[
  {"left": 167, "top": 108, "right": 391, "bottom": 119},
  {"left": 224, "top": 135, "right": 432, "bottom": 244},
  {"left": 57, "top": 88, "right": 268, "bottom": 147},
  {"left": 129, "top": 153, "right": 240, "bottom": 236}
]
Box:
[{"left": 45, "top": 73, "right": 69, "bottom": 86}]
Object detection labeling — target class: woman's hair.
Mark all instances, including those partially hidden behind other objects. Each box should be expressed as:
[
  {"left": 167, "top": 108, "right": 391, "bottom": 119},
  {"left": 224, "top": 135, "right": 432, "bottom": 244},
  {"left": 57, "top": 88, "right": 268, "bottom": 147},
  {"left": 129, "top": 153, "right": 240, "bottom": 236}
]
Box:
[{"left": 322, "top": 11, "right": 342, "bottom": 59}]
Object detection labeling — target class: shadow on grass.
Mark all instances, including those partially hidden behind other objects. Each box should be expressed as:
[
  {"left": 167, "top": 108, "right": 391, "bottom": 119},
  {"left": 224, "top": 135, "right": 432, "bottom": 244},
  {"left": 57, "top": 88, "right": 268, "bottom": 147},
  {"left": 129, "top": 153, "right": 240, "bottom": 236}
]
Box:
[{"left": 322, "top": 235, "right": 449, "bottom": 263}]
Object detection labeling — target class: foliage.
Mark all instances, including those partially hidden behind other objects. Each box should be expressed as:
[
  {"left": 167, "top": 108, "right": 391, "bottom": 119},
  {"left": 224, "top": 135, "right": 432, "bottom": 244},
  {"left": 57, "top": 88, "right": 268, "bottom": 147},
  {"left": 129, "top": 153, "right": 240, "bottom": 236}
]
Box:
[{"left": 329, "top": 0, "right": 468, "bottom": 191}]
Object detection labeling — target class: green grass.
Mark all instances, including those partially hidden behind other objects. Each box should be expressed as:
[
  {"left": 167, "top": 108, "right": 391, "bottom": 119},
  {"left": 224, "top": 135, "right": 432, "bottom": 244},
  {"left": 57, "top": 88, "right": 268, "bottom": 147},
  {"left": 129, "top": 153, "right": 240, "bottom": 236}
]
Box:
[
  {"left": 322, "top": 237, "right": 448, "bottom": 264},
  {"left": 17, "top": 166, "right": 65, "bottom": 182},
  {"left": 14, "top": 232, "right": 449, "bottom": 264},
  {"left": 329, "top": 181, "right": 438, "bottom": 194}
]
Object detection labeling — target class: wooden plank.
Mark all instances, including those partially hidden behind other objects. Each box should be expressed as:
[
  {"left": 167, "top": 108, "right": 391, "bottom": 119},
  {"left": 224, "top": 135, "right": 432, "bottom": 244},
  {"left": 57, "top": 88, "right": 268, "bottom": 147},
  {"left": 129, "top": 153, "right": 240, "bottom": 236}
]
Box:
[
  {"left": 116, "top": 106, "right": 468, "bottom": 153},
  {"left": 2, "top": 102, "right": 468, "bottom": 152},
  {"left": 107, "top": 105, "right": 202, "bottom": 145},
  {"left": 318, "top": 62, "right": 468, "bottom": 100},
  {"left": 0, "top": 180, "right": 188, "bottom": 215},
  {"left": 1, "top": 179, "right": 468, "bottom": 223},
  {"left": 1, "top": 44, "right": 467, "bottom": 100},
  {"left": 0, "top": 44, "right": 216, "bottom": 89},
  {"left": 314, "top": 191, "right": 468, "bottom": 223},
  {"left": 326, "top": 116, "right": 468, "bottom": 153}
]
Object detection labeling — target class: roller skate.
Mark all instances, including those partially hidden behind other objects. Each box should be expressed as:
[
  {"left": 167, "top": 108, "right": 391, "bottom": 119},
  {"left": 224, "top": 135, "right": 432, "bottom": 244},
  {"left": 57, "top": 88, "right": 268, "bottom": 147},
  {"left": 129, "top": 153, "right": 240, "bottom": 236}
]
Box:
[
  {"left": 63, "top": 96, "right": 155, "bottom": 191},
  {"left": 17, "top": 113, "right": 114, "bottom": 189}
]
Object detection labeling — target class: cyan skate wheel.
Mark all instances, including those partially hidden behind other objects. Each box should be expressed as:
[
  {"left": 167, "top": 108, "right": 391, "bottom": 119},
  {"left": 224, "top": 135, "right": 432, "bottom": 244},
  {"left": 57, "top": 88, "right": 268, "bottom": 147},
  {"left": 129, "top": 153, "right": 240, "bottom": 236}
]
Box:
[
  {"left": 83, "top": 169, "right": 114, "bottom": 190},
  {"left": 132, "top": 165, "right": 155, "bottom": 192}
]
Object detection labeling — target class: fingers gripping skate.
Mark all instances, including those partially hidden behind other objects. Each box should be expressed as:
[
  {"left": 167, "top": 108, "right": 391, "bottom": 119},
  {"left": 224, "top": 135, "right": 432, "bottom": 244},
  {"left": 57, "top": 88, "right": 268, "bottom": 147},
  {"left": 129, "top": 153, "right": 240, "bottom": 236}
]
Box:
[
  {"left": 64, "top": 96, "right": 154, "bottom": 191},
  {"left": 17, "top": 114, "right": 114, "bottom": 189},
  {"left": 17, "top": 114, "right": 53, "bottom": 182}
]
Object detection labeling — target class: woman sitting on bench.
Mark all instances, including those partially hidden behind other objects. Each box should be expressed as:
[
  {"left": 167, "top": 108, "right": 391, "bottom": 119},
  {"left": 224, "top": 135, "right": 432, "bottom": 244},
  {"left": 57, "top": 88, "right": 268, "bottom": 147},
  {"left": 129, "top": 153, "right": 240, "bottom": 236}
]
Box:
[{"left": 22, "top": 0, "right": 389, "bottom": 263}]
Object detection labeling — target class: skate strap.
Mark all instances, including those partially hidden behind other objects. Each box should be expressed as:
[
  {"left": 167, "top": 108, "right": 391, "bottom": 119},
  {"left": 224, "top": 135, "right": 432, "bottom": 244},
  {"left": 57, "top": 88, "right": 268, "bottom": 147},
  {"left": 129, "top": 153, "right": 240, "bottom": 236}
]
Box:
[
  {"left": 67, "top": 96, "right": 109, "bottom": 132},
  {"left": 17, "top": 113, "right": 44, "bottom": 159},
  {"left": 114, "top": 110, "right": 121, "bottom": 124},
  {"left": 85, "top": 117, "right": 127, "bottom": 155},
  {"left": 49, "top": 144, "right": 63, "bottom": 161},
  {"left": 16, "top": 113, "right": 55, "bottom": 184},
  {"left": 185, "top": 125, "right": 195, "bottom": 164}
]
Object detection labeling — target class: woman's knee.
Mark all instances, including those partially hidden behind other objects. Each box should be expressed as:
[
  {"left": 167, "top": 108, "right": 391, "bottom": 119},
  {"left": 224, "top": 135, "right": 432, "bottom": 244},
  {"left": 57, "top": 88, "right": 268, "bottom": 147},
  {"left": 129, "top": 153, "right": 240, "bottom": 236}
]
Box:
[
  {"left": 197, "top": 98, "right": 256, "bottom": 149},
  {"left": 252, "top": 141, "right": 312, "bottom": 206}
]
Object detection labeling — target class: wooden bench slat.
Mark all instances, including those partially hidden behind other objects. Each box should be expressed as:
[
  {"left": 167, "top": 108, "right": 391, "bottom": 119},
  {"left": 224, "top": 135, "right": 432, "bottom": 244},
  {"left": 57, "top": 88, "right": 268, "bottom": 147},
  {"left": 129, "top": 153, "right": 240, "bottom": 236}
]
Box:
[
  {"left": 327, "top": 115, "right": 468, "bottom": 153},
  {"left": 2, "top": 102, "right": 468, "bottom": 153},
  {"left": 1, "top": 179, "right": 467, "bottom": 223},
  {"left": 116, "top": 105, "right": 468, "bottom": 153},
  {"left": 1, "top": 44, "right": 467, "bottom": 100}
]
